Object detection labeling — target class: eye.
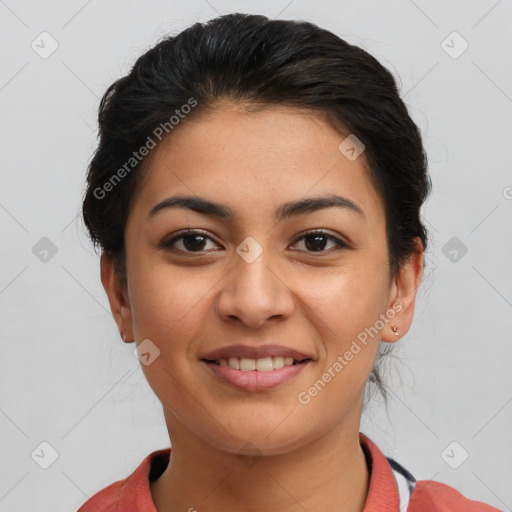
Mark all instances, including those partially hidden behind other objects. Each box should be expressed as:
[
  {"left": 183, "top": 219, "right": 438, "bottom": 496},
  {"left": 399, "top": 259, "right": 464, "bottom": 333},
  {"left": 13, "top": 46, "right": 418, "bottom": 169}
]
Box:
[
  {"left": 160, "top": 229, "right": 220, "bottom": 253},
  {"left": 160, "top": 228, "right": 348, "bottom": 255},
  {"left": 290, "top": 229, "right": 347, "bottom": 253}
]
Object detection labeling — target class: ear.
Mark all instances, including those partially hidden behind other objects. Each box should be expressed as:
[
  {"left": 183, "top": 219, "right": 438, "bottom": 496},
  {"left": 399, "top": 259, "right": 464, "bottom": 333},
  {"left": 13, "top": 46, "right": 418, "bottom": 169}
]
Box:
[
  {"left": 381, "top": 237, "right": 424, "bottom": 342},
  {"left": 100, "top": 251, "right": 134, "bottom": 342}
]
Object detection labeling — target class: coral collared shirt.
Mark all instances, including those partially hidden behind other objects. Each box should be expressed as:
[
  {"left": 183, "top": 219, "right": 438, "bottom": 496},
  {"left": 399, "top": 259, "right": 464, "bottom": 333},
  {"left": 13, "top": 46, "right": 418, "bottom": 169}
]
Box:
[{"left": 77, "top": 432, "right": 501, "bottom": 511}]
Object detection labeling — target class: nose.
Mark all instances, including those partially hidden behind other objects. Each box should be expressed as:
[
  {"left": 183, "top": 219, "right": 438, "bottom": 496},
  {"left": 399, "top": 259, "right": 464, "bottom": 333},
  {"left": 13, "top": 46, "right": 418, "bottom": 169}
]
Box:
[{"left": 216, "top": 246, "right": 295, "bottom": 329}]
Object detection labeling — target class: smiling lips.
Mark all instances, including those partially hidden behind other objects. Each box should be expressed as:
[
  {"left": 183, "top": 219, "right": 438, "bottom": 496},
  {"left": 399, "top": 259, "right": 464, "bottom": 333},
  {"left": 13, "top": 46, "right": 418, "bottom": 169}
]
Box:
[
  {"left": 201, "top": 344, "right": 312, "bottom": 371},
  {"left": 214, "top": 355, "right": 297, "bottom": 372},
  {"left": 200, "top": 343, "right": 312, "bottom": 363},
  {"left": 200, "top": 344, "right": 313, "bottom": 390}
]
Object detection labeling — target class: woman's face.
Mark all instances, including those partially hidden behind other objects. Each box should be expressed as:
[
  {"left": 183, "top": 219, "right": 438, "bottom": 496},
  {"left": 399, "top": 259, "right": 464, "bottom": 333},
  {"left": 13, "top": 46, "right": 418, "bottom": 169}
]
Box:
[{"left": 102, "top": 101, "right": 422, "bottom": 455}]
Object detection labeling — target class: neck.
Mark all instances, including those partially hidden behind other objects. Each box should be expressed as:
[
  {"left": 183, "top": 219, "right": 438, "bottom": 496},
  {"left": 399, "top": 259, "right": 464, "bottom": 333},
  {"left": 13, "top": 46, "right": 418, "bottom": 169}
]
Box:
[{"left": 150, "top": 416, "right": 370, "bottom": 512}]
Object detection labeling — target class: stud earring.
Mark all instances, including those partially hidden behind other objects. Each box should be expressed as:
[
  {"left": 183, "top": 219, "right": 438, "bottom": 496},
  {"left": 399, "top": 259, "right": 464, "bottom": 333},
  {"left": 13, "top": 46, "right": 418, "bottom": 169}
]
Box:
[{"left": 391, "top": 326, "right": 399, "bottom": 336}]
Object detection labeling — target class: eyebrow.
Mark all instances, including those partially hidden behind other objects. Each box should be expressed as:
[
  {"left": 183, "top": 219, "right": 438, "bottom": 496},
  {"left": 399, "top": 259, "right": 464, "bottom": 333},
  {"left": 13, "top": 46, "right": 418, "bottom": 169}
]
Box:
[{"left": 147, "top": 193, "right": 365, "bottom": 223}]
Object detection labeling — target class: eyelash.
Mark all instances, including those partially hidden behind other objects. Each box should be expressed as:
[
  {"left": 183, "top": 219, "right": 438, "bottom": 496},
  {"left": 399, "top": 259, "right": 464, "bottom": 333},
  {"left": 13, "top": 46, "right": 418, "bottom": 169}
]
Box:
[{"left": 160, "top": 229, "right": 348, "bottom": 255}]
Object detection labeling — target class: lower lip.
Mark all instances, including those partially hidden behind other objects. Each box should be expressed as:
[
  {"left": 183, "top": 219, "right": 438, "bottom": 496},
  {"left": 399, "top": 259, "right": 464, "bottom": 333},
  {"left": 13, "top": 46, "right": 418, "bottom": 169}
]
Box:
[{"left": 201, "top": 360, "right": 311, "bottom": 391}]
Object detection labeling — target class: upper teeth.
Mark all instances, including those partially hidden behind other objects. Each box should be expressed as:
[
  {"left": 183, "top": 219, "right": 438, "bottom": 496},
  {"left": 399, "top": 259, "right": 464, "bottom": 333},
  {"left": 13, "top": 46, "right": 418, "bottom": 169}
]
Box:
[{"left": 216, "top": 356, "right": 296, "bottom": 371}]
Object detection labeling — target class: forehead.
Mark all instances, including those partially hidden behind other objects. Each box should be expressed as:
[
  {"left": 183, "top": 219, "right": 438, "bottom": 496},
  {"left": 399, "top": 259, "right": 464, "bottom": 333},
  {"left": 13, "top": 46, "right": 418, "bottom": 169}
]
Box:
[{"left": 131, "top": 102, "right": 384, "bottom": 227}]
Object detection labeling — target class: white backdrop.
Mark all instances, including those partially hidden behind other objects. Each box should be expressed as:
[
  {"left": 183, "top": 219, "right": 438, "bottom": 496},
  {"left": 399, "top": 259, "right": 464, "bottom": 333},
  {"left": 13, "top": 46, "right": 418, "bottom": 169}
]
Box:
[{"left": 0, "top": 1, "right": 511, "bottom": 510}]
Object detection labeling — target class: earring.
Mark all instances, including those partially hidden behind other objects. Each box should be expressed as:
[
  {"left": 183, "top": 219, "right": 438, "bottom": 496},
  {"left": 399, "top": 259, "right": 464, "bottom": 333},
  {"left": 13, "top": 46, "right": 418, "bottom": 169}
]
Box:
[
  {"left": 391, "top": 326, "right": 399, "bottom": 336},
  {"left": 122, "top": 333, "right": 130, "bottom": 343}
]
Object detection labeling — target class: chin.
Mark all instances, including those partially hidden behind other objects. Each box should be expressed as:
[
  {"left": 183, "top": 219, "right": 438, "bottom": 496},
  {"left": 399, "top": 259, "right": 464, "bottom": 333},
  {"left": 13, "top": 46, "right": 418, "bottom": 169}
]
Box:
[{"left": 204, "top": 417, "right": 313, "bottom": 456}]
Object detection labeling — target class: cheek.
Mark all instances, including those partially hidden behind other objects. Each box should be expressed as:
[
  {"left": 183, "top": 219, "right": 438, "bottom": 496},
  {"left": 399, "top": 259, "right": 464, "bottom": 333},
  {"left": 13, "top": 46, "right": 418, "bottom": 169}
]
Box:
[
  {"left": 296, "top": 283, "right": 384, "bottom": 417},
  {"left": 298, "top": 265, "right": 389, "bottom": 388},
  {"left": 128, "top": 260, "right": 208, "bottom": 345},
  {"left": 303, "top": 265, "right": 389, "bottom": 341},
  {"left": 127, "top": 264, "right": 211, "bottom": 420}
]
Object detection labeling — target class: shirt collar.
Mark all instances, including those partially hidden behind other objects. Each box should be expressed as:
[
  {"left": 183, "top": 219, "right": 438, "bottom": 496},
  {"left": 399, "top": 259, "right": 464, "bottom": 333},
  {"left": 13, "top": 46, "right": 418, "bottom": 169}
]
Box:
[
  {"left": 118, "top": 432, "right": 400, "bottom": 511},
  {"left": 359, "top": 432, "right": 401, "bottom": 512}
]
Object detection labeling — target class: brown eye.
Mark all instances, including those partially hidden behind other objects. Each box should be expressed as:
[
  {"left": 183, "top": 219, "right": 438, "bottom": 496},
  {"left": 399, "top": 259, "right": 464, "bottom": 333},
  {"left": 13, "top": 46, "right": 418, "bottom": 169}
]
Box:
[
  {"left": 160, "top": 230, "right": 220, "bottom": 253},
  {"left": 160, "top": 229, "right": 348, "bottom": 255},
  {"left": 291, "top": 230, "right": 347, "bottom": 253}
]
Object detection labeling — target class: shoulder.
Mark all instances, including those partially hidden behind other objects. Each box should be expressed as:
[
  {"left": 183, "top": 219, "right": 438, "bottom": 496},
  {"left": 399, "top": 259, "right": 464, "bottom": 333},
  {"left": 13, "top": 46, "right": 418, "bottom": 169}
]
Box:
[
  {"left": 360, "top": 433, "right": 500, "bottom": 512},
  {"left": 76, "top": 448, "right": 171, "bottom": 511},
  {"left": 76, "top": 478, "right": 125, "bottom": 511},
  {"left": 409, "top": 479, "right": 503, "bottom": 512}
]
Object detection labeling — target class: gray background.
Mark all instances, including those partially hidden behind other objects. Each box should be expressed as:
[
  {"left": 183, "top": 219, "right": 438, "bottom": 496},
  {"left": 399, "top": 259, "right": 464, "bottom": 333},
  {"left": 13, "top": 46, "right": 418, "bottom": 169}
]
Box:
[{"left": 0, "top": 0, "right": 511, "bottom": 510}]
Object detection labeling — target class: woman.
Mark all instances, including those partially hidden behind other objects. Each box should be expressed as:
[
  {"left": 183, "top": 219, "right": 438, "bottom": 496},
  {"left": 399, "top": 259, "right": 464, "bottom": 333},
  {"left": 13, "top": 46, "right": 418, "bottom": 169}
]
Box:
[{"left": 78, "top": 13, "right": 500, "bottom": 512}]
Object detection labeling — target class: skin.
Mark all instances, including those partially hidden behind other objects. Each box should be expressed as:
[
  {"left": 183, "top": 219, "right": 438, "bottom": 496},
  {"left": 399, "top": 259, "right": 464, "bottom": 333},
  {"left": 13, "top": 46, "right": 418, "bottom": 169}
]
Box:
[{"left": 101, "top": 100, "right": 424, "bottom": 512}]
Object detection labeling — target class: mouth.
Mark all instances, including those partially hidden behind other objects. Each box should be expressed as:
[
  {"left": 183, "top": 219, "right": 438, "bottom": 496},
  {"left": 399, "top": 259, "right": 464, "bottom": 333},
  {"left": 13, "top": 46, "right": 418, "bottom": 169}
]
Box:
[
  {"left": 199, "top": 344, "right": 313, "bottom": 390},
  {"left": 201, "top": 356, "right": 311, "bottom": 371},
  {"left": 200, "top": 354, "right": 312, "bottom": 392}
]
